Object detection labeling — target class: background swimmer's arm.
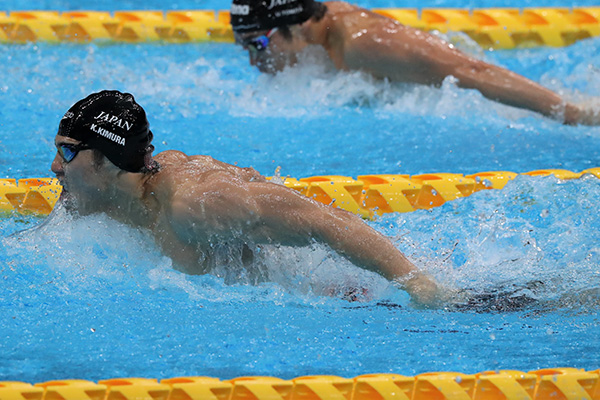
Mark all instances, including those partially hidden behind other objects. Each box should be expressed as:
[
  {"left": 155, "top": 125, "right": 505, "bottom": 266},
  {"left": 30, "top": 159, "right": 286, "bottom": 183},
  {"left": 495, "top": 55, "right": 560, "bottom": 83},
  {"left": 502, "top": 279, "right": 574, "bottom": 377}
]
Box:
[{"left": 318, "top": 12, "right": 598, "bottom": 125}]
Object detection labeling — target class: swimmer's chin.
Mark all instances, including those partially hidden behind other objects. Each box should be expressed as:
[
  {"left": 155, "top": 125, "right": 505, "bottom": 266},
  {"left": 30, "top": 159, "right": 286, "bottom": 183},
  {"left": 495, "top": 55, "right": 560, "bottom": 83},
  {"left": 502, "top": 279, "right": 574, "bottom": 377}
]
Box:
[
  {"left": 57, "top": 189, "right": 77, "bottom": 212},
  {"left": 256, "top": 64, "right": 279, "bottom": 74},
  {"left": 255, "top": 60, "right": 290, "bottom": 74}
]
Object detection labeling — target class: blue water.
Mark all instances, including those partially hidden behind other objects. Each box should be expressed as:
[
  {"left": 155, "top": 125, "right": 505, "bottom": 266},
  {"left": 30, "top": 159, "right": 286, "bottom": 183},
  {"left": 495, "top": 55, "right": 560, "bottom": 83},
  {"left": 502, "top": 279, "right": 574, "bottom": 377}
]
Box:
[{"left": 1, "top": 0, "right": 600, "bottom": 384}]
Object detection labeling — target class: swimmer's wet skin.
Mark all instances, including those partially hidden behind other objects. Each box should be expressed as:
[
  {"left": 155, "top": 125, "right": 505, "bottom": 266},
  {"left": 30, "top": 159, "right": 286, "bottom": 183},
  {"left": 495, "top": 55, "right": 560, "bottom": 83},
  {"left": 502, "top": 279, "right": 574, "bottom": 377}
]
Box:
[
  {"left": 50, "top": 90, "right": 440, "bottom": 307},
  {"left": 230, "top": 0, "right": 600, "bottom": 126}
]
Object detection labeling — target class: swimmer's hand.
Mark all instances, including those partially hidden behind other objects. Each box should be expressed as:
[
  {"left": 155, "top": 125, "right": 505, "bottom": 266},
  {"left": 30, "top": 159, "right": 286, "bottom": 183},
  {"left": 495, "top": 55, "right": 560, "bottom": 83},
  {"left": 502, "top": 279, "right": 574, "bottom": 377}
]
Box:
[
  {"left": 396, "top": 272, "right": 442, "bottom": 309},
  {"left": 564, "top": 101, "right": 600, "bottom": 126}
]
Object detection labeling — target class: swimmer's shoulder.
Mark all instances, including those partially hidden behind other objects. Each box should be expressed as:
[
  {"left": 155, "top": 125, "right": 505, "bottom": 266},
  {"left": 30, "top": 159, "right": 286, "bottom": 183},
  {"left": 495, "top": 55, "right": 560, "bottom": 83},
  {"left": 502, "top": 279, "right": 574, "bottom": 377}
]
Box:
[
  {"left": 149, "top": 151, "right": 216, "bottom": 189},
  {"left": 324, "top": 1, "right": 378, "bottom": 16},
  {"left": 154, "top": 151, "right": 218, "bottom": 168},
  {"left": 153, "top": 151, "right": 243, "bottom": 180},
  {"left": 324, "top": 1, "right": 359, "bottom": 13},
  {"left": 154, "top": 150, "right": 187, "bottom": 165},
  {"left": 153, "top": 151, "right": 266, "bottom": 187},
  {"left": 322, "top": 1, "right": 389, "bottom": 34}
]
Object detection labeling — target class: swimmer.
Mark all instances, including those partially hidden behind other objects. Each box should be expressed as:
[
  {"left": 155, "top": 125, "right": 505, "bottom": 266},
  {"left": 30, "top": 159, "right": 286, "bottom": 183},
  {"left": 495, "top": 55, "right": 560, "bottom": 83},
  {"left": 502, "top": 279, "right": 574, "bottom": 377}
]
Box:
[
  {"left": 51, "top": 90, "right": 439, "bottom": 307},
  {"left": 230, "top": 0, "right": 600, "bottom": 125}
]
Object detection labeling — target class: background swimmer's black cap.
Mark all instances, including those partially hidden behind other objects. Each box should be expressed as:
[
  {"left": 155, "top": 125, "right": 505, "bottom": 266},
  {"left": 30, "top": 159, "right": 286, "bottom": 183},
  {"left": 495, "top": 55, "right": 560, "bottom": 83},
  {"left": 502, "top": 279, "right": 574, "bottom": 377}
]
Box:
[
  {"left": 58, "top": 90, "right": 159, "bottom": 173},
  {"left": 230, "top": 0, "right": 320, "bottom": 33}
]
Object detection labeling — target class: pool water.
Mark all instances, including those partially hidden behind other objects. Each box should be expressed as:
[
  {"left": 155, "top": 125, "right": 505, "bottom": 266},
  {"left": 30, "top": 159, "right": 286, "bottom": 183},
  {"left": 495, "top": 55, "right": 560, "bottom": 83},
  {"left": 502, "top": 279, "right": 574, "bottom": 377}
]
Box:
[{"left": 0, "top": 0, "right": 600, "bottom": 383}]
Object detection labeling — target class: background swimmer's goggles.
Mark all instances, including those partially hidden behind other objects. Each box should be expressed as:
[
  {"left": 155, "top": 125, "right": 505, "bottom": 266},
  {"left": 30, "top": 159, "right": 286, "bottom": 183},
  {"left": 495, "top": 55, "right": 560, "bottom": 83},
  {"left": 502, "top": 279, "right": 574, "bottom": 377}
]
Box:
[
  {"left": 57, "top": 143, "right": 91, "bottom": 163},
  {"left": 245, "top": 28, "right": 278, "bottom": 53}
]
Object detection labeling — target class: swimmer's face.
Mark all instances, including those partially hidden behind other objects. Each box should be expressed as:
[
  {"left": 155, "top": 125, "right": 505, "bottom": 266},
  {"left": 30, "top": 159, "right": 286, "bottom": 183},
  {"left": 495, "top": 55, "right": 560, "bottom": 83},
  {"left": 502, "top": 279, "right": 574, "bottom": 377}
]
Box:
[
  {"left": 235, "top": 27, "right": 307, "bottom": 73},
  {"left": 51, "top": 134, "right": 113, "bottom": 214}
]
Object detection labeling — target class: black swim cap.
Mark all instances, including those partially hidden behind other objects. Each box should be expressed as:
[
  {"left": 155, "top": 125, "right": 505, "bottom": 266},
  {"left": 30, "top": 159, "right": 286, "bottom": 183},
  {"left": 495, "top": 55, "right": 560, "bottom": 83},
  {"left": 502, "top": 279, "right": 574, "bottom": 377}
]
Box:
[
  {"left": 230, "top": 0, "right": 320, "bottom": 33},
  {"left": 57, "top": 90, "right": 159, "bottom": 173}
]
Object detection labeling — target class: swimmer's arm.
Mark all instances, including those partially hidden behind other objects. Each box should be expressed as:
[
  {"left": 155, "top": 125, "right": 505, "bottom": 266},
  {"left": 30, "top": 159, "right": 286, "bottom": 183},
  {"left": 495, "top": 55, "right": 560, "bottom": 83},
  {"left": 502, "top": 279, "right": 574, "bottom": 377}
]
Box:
[
  {"left": 246, "top": 182, "right": 439, "bottom": 306},
  {"left": 170, "top": 176, "right": 438, "bottom": 305},
  {"left": 323, "top": 16, "right": 596, "bottom": 125}
]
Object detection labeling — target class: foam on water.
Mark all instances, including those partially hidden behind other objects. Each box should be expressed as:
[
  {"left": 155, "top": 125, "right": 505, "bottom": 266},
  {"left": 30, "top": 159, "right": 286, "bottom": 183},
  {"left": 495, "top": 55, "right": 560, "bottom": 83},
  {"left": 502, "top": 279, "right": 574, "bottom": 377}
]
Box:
[
  {"left": 2, "top": 173, "right": 599, "bottom": 313},
  {"left": 1, "top": 38, "right": 599, "bottom": 312},
  {"left": 3, "top": 38, "right": 600, "bottom": 180},
  {"left": 5, "top": 36, "right": 598, "bottom": 122},
  {"left": 1, "top": 203, "right": 393, "bottom": 305},
  {"left": 2, "top": 175, "right": 600, "bottom": 381},
  {"left": 382, "top": 174, "right": 600, "bottom": 312}
]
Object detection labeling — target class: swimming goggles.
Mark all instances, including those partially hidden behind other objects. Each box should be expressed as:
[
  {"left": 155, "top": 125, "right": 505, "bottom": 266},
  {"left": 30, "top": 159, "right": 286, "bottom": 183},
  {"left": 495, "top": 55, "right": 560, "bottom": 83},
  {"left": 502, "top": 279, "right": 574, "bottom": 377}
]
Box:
[
  {"left": 57, "top": 143, "right": 91, "bottom": 163},
  {"left": 245, "top": 28, "right": 278, "bottom": 54}
]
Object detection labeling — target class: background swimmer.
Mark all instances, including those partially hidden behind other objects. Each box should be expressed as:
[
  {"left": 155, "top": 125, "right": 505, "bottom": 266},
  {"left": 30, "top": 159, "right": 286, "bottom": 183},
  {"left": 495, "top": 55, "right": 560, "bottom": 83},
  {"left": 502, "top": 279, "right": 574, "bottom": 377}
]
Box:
[
  {"left": 50, "top": 90, "right": 439, "bottom": 307},
  {"left": 231, "top": 0, "right": 600, "bottom": 125}
]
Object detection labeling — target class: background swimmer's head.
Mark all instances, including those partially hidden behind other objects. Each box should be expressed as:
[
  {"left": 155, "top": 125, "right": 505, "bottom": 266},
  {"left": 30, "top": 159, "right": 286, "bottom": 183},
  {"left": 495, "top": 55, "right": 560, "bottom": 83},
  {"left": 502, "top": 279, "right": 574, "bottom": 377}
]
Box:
[
  {"left": 230, "top": 0, "right": 326, "bottom": 34},
  {"left": 57, "top": 90, "right": 160, "bottom": 173},
  {"left": 231, "top": 1, "right": 327, "bottom": 74}
]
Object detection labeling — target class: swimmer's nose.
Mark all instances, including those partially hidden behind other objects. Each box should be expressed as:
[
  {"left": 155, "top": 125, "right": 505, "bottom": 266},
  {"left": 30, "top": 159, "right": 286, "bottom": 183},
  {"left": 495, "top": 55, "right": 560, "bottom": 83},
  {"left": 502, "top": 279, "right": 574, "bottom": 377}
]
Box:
[{"left": 51, "top": 152, "right": 64, "bottom": 176}]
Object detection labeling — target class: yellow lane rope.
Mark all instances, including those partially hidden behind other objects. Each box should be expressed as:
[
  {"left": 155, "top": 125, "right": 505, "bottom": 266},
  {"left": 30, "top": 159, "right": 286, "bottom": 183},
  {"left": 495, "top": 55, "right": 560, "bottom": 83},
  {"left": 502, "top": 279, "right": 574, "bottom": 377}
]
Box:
[
  {"left": 1, "top": 8, "right": 600, "bottom": 48},
  {"left": 2, "top": 167, "right": 598, "bottom": 218},
  {"left": 1, "top": 369, "right": 599, "bottom": 400}
]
